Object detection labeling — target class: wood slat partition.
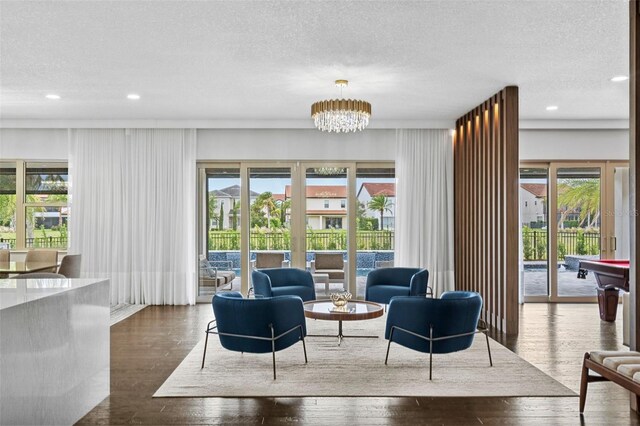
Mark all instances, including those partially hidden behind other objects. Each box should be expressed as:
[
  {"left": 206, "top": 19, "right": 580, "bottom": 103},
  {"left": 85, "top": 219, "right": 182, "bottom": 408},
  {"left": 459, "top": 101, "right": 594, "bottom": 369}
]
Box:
[
  {"left": 454, "top": 86, "right": 519, "bottom": 335},
  {"left": 630, "top": 0, "right": 640, "bottom": 351}
]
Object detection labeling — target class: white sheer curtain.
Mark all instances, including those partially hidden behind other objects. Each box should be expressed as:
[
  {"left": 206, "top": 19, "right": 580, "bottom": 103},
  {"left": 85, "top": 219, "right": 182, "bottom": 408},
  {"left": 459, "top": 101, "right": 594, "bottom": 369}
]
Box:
[
  {"left": 395, "top": 129, "right": 455, "bottom": 296},
  {"left": 69, "top": 129, "right": 196, "bottom": 305}
]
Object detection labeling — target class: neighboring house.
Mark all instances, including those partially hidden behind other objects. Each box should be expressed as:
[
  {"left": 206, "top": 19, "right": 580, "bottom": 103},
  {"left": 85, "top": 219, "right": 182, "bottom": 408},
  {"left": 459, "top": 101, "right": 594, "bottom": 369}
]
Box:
[
  {"left": 285, "top": 185, "right": 347, "bottom": 230},
  {"left": 520, "top": 183, "right": 546, "bottom": 227},
  {"left": 209, "top": 185, "right": 259, "bottom": 229},
  {"left": 356, "top": 183, "right": 396, "bottom": 230}
]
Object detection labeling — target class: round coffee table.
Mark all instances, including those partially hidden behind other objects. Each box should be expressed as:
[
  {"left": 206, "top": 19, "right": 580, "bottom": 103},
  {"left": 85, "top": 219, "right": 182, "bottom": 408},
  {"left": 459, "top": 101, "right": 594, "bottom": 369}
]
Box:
[{"left": 303, "top": 300, "right": 384, "bottom": 346}]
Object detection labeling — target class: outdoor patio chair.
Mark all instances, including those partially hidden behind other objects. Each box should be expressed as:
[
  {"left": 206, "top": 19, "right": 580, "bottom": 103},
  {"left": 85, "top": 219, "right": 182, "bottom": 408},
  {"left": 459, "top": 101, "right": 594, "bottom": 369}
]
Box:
[
  {"left": 199, "top": 254, "right": 236, "bottom": 293},
  {"left": 251, "top": 252, "right": 290, "bottom": 270},
  {"left": 310, "top": 253, "right": 348, "bottom": 290},
  {"left": 58, "top": 254, "right": 81, "bottom": 278},
  {"left": 384, "top": 291, "right": 492, "bottom": 379},
  {"left": 365, "top": 267, "right": 431, "bottom": 305},
  {"left": 25, "top": 250, "right": 58, "bottom": 273},
  {"left": 202, "top": 292, "right": 307, "bottom": 379},
  {"left": 252, "top": 268, "right": 316, "bottom": 301}
]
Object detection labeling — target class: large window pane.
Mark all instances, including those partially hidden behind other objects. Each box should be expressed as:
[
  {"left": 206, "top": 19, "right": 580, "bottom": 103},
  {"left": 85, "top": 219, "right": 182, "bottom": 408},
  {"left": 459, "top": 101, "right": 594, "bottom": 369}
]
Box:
[
  {"left": 556, "top": 167, "right": 601, "bottom": 297},
  {"left": 200, "top": 168, "right": 241, "bottom": 296},
  {"left": 0, "top": 164, "right": 16, "bottom": 248},
  {"left": 520, "top": 168, "right": 549, "bottom": 297},
  {"left": 306, "top": 167, "right": 348, "bottom": 296},
  {"left": 248, "top": 167, "right": 292, "bottom": 289},
  {"left": 356, "top": 167, "right": 395, "bottom": 299},
  {"left": 25, "top": 162, "right": 68, "bottom": 204},
  {"left": 25, "top": 206, "right": 68, "bottom": 248},
  {"left": 613, "top": 166, "right": 630, "bottom": 260}
]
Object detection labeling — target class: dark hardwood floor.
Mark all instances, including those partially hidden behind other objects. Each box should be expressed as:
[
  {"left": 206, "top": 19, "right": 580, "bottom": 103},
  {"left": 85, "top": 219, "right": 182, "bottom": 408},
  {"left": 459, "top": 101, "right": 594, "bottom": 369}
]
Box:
[{"left": 78, "top": 303, "right": 639, "bottom": 425}]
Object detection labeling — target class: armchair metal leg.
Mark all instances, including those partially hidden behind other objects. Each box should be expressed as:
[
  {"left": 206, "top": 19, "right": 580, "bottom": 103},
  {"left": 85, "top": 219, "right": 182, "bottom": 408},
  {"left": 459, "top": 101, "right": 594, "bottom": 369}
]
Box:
[
  {"left": 484, "top": 332, "right": 493, "bottom": 367},
  {"left": 270, "top": 324, "right": 277, "bottom": 380},
  {"left": 385, "top": 327, "right": 395, "bottom": 365},
  {"left": 201, "top": 330, "right": 209, "bottom": 369},
  {"left": 201, "top": 320, "right": 216, "bottom": 369},
  {"left": 429, "top": 325, "right": 434, "bottom": 380},
  {"left": 300, "top": 327, "right": 308, "bottom": 363}
]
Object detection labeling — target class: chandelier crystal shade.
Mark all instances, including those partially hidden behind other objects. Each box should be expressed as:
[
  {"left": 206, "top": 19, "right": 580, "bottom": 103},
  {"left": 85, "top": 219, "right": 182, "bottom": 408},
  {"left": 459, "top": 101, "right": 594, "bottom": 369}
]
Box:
[{"left": 311, "top": 80, "right": 372, "bottom": 132}]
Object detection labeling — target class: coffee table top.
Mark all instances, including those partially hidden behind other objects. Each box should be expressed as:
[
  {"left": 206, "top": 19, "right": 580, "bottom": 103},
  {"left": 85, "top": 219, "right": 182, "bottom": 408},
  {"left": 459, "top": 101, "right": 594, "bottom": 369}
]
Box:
[{"left": 303, "top": 299, "right": 383, "bottom": 321}]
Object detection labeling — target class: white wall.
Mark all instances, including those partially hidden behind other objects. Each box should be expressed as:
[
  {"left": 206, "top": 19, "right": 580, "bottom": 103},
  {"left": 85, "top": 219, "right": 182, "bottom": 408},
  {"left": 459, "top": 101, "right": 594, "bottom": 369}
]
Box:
[
  {"left": 1, "top": 127, "right": 630, "bottom": 162},
  {"left": 0, "top": 129, "right": 69, "bottom": 160},
  {"left": 520, "top": 129, "right": 629, "bottom": 161},
  {"left": 196, "top": 129, "right": 396, "bottom": 161}
]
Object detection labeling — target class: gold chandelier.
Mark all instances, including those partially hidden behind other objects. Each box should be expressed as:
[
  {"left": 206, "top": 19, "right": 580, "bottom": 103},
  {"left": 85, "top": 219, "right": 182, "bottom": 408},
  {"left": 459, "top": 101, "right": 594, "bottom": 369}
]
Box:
[{"left": 311, "top": 80, "right": 372, "bottom": 133}]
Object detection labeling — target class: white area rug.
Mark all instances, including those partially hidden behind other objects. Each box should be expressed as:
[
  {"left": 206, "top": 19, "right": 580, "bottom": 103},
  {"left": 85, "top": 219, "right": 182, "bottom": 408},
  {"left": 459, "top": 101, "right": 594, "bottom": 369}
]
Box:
[
  {"left": 110, "top": 304, "right": 147, "bottom": 326},
  {"left": 154, "top": 315, "right": 576, "bottom": 398}
]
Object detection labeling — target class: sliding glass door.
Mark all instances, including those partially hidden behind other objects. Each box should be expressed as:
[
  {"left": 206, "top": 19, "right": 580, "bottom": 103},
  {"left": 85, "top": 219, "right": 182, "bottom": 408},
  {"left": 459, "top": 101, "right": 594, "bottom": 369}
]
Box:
[
  {"left": 520, "top": 161, "right": 629, "bottom": 303},
  {"left": 198, "top": 161, "right": 391, "bottom": 301}
]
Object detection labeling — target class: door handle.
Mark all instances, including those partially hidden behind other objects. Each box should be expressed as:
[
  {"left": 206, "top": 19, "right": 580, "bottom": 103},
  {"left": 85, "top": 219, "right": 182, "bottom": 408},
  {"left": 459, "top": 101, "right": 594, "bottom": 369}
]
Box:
[{"left": 611, "top": 236, "right": 617, "bottom": 252}]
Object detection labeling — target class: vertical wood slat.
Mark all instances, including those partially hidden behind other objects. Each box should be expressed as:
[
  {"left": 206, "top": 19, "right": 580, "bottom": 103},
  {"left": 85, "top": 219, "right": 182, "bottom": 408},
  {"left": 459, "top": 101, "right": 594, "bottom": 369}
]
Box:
[{"left": 454, "top": 86, "right": 519, "bottom": 335}]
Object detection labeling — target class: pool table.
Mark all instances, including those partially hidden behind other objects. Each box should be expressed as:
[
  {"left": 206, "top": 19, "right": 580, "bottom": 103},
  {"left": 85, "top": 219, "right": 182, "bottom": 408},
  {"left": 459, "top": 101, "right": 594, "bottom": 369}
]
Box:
[{"left": 578, "top": 259, "right": 629, "bottom": 322}]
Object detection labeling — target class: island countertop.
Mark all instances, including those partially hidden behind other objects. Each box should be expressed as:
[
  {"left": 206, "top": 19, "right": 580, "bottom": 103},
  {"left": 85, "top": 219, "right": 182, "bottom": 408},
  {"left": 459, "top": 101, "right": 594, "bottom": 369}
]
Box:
[
  {"left": 0, "top": 278, "right": 106, "bottom": 310},
  {"left": 0, "top": 278, "right": 110, "bottom": 426}
]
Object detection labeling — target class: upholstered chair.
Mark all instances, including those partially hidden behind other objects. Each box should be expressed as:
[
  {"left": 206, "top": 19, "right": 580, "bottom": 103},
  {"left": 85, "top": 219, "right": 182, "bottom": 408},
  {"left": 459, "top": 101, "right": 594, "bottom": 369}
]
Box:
[
  {"left": 365, "top": 267, "right": 430, "bottom": 305},
  {"left": 384, "top": 291, "right": 492, "bottom": 379},
  {"left": 25, "top": 250, "right": 58, "bottom": 273},
  {"left": 250, "top": 252, "right": 290, "bottom": 270},
  {"left": 252, "top": 268, "right": 316, "bottom": 302},
  {"left": 58, "top": 254, "right": 81, "bottom": 278},
  {"left": 202, "top": 292, "right": 307, "bottom": 379}
]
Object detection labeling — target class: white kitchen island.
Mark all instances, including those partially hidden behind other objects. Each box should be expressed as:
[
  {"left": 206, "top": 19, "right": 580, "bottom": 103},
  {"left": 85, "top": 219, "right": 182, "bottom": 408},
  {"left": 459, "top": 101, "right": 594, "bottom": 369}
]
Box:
[{"left": 0, "top": 278, "right": 110, "bottom": 425}]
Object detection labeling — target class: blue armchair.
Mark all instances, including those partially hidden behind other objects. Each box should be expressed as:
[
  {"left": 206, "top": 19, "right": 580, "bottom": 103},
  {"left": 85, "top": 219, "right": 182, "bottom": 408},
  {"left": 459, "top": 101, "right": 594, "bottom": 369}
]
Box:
[
  {"left": 202, "top": 292, "right": 308, "bottom": 379},
  {"left": 365, "top": 267, "right": 430, "bottom": 304},
  {"left": 252, "top": 268, "right": 316, "bottom": 302},
  {"left": 384, "top": 291, "right": 492, "bottom": 379}
]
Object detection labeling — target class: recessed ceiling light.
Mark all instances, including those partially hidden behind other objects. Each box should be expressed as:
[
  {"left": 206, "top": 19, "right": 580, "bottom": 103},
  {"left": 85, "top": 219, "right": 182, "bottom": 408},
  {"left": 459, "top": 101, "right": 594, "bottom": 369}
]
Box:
[
  {"left": 127, "top": 93, "right": 141, "bottom": 100},
  {"left": 610, "top": 75, "right": 629, "bottom": 82},
  {"left": 45, "top": 94, "right": 61, "bottom": 100},
  {"left": 546, "top": 105, "right": 559, "bottom": 111}
]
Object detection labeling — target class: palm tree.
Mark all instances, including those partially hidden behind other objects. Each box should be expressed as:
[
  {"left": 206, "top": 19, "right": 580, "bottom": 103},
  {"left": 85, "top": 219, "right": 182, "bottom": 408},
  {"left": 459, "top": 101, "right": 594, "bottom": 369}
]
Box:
[
  {"left": 367, "top": 195, "right": 393, "bottom": 231},
  {"left": 557, "top": 179, "right": 600, "bottom": 228}
]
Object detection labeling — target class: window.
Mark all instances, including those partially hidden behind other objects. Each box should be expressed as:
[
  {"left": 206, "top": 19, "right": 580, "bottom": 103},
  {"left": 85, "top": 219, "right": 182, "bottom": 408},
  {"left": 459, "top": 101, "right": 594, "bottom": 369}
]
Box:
[
  {"left": 0, "top": 161, "right": 68, "bottom": 249},
  {"left": 340, "top": 199, "right": 346, "bottom": 208},
  {"left": 325, "top": 217, "right": 342, "bottom": 229},
  {"left": 0, "top": 164, "right": 17, "bottom": 248},
  {"left": 324, "top": 199, "right": 329, "bottom": 208}
]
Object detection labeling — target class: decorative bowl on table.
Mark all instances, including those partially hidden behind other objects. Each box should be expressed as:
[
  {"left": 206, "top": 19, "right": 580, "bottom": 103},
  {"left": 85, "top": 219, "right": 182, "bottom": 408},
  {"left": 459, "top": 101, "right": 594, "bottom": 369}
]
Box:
[{"left": 329, "top": 292, "right": 352, "bottom": 308}]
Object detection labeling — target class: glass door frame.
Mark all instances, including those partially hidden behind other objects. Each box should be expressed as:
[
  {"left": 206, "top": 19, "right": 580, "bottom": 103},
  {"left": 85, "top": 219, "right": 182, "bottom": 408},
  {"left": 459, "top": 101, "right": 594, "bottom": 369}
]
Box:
[
  {"left": 196, "top": 162, "right": 242, "bottom": 303},
  {"left": 197, "top": 160, "right": 391, "bottom": 302},
  {"left": 301, "top": 161, "right": 357, "bottom": 296},
  {"left": 520, "top": 163, "right": 551, "bottom": 303},
  {"left": 521, "top": 160, "right": 629, "bottom": 304}
]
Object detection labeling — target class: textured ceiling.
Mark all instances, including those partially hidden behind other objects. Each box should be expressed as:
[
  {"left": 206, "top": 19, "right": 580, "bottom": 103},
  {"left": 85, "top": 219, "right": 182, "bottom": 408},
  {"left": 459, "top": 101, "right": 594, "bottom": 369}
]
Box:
[{"left": 0, "top": 0, "right": 629, "bottom": 123}]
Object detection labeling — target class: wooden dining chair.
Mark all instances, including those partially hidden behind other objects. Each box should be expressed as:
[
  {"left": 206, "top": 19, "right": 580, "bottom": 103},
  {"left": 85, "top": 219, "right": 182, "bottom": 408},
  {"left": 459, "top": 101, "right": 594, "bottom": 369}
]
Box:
[{"left": 0, "top": 249, "right": 9, "bottom": 263}]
